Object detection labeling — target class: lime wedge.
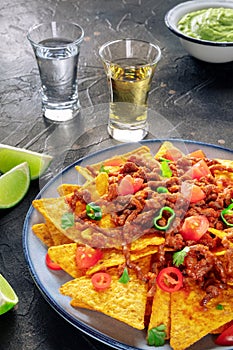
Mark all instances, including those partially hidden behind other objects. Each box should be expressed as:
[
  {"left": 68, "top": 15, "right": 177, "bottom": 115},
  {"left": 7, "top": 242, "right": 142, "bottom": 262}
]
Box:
[
  {"left": 0, "top": 162, "right": 30, "bottom": 209},
  {"left": 0, "top": 274, "right": 18, "bottom": 315},
  {"left": 0, "top": 144, "right": 53, "bottom": 180}
]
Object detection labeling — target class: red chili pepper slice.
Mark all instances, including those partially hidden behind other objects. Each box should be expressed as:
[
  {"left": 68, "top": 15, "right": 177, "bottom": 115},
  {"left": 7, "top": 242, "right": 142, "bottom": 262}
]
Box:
[
  {"left": 215, "top": 322, "right": 233, "bottom": 346},
  {"left": 45, "top": 253, "right": 62, "bottom": 271},
  {"left": 157, "top": 267, "right": 183, "bottom": 292},
  {"left": 91, "top": 272, "right": 111, "bottom": 291}
]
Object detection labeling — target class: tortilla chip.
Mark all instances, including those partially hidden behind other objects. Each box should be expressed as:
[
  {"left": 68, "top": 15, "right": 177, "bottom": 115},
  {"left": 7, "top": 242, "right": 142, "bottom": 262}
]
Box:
[
  {"left": 75, "top": 165, "right": 95, "bottom": 181},
  {"left": 170, "top": 284, "right": 233, "bottom": 350},
  {"left": 48, "top": 243, "right": 83, "bottom": 278},
  {"left": 95, "top": 172, "right": 109, "bottom": 196},
  {"left": 76, "top": 146, "right": 151, "bottom": 179},
  {"left": 211, "top": 320, "right": 233, "bottom": 334},
  {"left": 70, "top": 299, "right": 94, "bottom": 310},
  {"left": 60, "top": 257, "right": 151, "bottom": 330},
  {"left": 98, "top": 213, "right": 116, "bottom": 229},
  {"left": 87, "top": 245, "right": 160, "bottom": 275},
  {"left": 130, "top": 233, "right": 165, "bottom": 251},
  {"left": 57, "top": 184, "right": 81, "bottom": 196},
  {"left": 32, "top": 223, "right": 54, "bottom": 247},
  {"left": 154, "top": 141, "right": 184, "bottom": 160},
  {"left": 148, "top": 286, "right": 171, "bottom": 339},
  {"left": 46, "top": 220, "right": 74, "bottom": 245},
  {"left": 208, "top": 228, "right": 233, "bottom": 256},
  {"left": 33, "top": 197, "right": 130, "bottom": 248}
]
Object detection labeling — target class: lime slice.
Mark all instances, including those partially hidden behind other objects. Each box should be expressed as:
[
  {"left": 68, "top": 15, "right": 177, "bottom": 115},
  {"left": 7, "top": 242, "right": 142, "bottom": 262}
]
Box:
[
  {"left": 0, "top": 274, "right": 18, "bottom": 315},
  {"left": 0, "top": 162, "right": 30, "bottom": 209},
  {"left": 0, "top": 144, "right": 53, "bottom": 180}
]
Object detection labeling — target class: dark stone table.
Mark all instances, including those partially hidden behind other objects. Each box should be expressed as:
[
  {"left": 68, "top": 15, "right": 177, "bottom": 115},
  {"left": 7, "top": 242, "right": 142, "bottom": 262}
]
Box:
[{"left": 0, "top": 0, "right": 232, "bottom": 349}]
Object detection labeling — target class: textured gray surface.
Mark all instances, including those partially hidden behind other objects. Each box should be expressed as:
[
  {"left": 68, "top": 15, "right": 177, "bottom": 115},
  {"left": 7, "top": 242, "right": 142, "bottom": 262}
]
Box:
[{"left": 0, "top": 0, "right": 233, "bottom": 349}]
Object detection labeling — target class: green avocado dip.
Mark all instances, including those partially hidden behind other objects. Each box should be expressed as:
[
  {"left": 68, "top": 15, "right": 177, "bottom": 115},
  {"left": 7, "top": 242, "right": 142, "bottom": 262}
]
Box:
[{"left": 178, "top": 7, "right": 233, "bottom": 42}]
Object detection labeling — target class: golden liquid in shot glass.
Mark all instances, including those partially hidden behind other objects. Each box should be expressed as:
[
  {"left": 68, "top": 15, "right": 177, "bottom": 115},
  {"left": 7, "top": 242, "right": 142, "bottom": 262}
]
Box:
[{"left": 108, "top": 58, "right": 155, "bottom": 133}]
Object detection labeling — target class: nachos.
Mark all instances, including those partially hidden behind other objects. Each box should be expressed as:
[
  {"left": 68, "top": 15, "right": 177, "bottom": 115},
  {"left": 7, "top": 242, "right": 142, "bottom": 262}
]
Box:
[{"left": 32, "top": 141, "right": 233, "bottom": 350}]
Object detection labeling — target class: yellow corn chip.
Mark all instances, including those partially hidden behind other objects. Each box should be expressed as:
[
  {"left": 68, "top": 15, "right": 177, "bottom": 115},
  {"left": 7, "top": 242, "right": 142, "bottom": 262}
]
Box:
[
  {"left": 33, "top": 197, "right": 127, "bottom": 248},
  {"left": 46, "top": 220, "right": 74, "bottom": 246},
  {"left": 211, "top": 320, "right": 233, "bottom": 334},
  {"left": 87, "top": 245, "right": 160, "bottom": 275},
  {"left": 95, "top": 172, "right": 109, "bottom": 196},
  {"left": 98, "top": 213, "right": 116, "bottom": 229},
  {"left": 48, "top": 243, "right": 83, "bottom": 278},
  {"left": 130, "top": 233, "right": 165, "bottom": 251},
  {"left": 170, "top": 284, "right": 233, "bottom": 350},
  {"left": 148, "top": 286, "right": 171, "bottom": 339},
  {"left": 154, "top": 141, "right": 184, "bottom": 160},
  {"left": 76, "top": 146, "right": 151, "bottom": 179},
  {"left": 208, "top": 228, "right": 233, "bottom": 256},
  {"left": 70, "top": 299, "right": 94, "bottom": 310},
  {"left": 60, "top": 257, "right": 151, "bottom": 330},
  {"left": 32, "top": 223, "right": 54, "bottom": 247},
  {"left": 75, "top": 165, "right": 95, "bottom": 181},
  {"left": 57, "top": 184, "right": 81, "bottom": 196}
]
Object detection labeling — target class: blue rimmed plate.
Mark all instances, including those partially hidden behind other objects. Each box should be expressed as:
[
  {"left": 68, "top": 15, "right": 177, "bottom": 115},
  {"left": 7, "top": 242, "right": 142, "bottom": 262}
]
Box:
[{"left": 23, "top": 139, "right": 233, "bottom": 350}]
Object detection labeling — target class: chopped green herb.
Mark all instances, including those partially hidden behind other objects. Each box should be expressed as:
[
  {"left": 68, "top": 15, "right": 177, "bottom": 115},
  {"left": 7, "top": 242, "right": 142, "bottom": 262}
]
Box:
[
  {"left": 61, "top": 212, "right": 75, "bottom": 229},
  {"left": 118, "top": 267, "right": 130, "bottom": 284},
  {"left": 173, "top": 247, "right": 190, "bottom": 267},
  {"left": 216, "top": 304, "right": 224, "bottom": 310},
  {"left": 99, "top": 165, "right": 109, "bottom": 174},
  {"left": 147, "top": 324, "right": 166, "bottom": 346}
]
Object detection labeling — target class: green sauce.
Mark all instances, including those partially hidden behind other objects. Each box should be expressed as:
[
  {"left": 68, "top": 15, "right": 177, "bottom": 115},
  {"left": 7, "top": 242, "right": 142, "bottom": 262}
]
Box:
[{"left": 178, "top": 7, "right": 233, "bottom": 42}]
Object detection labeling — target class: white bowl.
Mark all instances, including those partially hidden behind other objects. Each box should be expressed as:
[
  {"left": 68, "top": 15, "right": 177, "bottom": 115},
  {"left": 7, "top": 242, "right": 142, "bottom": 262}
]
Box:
[{"left": 165, "top": 0, "right": 233, "bottom": 63}]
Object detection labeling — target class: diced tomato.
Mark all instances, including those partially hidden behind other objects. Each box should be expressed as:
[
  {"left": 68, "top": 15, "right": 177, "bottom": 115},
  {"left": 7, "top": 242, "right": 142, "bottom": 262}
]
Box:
[
  {"left": 75, "top": 246, "right": 103, "bottom": 270},
  {"left": 104, "top": 158, "right": 123, "bottom": 167},
  {"left": 182, "top": 182, "right": 206, "bottom": 203},
  {"left": 91, "top": 272, "right": 112, "bottom": 291},
  {"left": 189, "top": 184, "right": 206, "bottom": 203},
  {"left": 187, "top": 149, "right": 206, "bottom": 159},
  {"left": 163, "top": 148, "right": 183, "bottom": 161},
  {"left": 118, "top": 174, "right": 144, "bottom": 196},
  {"left": 132, "top": 177, "right": 144, "bottom": 193},
  {"left": 181, "top": 215, "right": 209, "bottom": 241},
  {"left": 215, "top": 323, "right": 233, "bottom": 346},
  {"left": 157, "top": 267, "right": 183, "bottom": 292},
  {"left": 45, "top": 253, "right": 62, "bottom": 271},
  {"left": 189, "top": 159, "right": 211, "bottom": 180}
]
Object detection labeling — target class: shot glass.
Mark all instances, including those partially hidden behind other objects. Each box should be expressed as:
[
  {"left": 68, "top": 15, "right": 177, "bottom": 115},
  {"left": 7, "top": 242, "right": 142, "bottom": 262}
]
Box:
[
  {"left": 99, "top": 39, "right": 161, "bottom": 142},
  {"left": 27, "top": 21, "right": 84, "bottom": 122}
]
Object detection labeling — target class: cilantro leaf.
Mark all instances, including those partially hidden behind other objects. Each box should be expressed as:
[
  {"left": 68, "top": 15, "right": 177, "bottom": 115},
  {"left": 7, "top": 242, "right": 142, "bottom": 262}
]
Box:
[
  {"left": 118, "top": 267, "right": 130, "bottom": 284},
  {"left": 147, "top": 324, "right": 166, "bottom": 346},
  {"left": 173, "top": 246, "right": 190, "bottom": 267},
  {"left": 61, "top": 212, "right": 75, "bottom": 229}
]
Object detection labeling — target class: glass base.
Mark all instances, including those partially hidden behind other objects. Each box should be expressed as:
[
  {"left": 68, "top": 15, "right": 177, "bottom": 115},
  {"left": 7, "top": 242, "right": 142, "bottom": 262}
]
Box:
[
  {"left": 108, "top": 122, "right": 148, "bottom": 142},
  {"left": 42, "top": 101, "right": 80, "bottom": 122}
]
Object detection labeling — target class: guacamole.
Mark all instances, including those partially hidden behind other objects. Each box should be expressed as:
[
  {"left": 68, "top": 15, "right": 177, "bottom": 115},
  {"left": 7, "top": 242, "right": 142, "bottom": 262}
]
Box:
[{"left": 178, "top": 7, "right": 233, "bottom": 42}]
